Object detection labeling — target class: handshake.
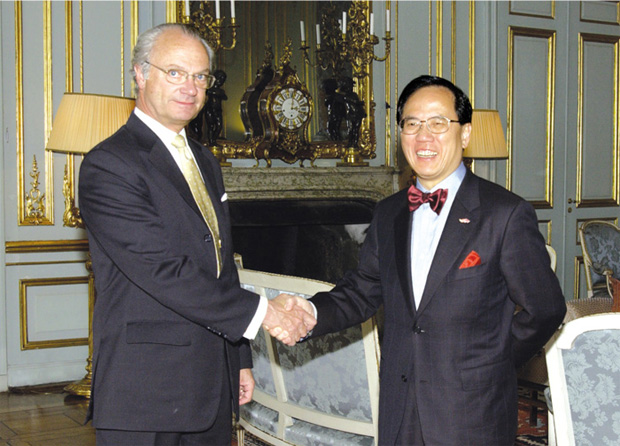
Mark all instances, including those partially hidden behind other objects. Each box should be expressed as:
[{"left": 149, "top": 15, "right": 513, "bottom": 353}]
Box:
[{"left": 262, "top": 294, "right": 317, "bottom": 346}]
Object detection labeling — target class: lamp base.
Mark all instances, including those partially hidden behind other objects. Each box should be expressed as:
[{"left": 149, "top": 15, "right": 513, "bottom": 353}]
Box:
[{"left": 64, "top": 374, "right": 91, "bottom": 397}]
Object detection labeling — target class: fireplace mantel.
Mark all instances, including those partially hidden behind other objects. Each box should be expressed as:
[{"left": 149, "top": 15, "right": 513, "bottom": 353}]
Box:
[{"left": 222, "top": 166, "right": 399, "bottom": 203}]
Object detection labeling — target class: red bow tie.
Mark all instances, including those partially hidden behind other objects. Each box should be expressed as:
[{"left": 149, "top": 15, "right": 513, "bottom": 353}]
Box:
[{"left": 407, "top": 185, "right": 448, "bottom": 214}]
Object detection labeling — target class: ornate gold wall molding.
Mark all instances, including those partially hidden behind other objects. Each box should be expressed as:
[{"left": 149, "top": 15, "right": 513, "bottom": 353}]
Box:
[
  {"left": 20, "top": 277, "right": 89, "bottom": 350},
  {"left": 539, "top": 219, "right": 552, "bottom": 245},
  {"left": 5, "top": 240, "right": 89, "bottom": 254},
  {"left": 506, "top": 26, "right": 556, "bottom": 208},
  {"left": 383, "top": 1, "right": 393, "bottom": 167},
  {"left": 436, "top": 1, "right": 442, "bottom": 77},
  {"left": 468, "top": 1, "right": 475, "bottom": 105},
  {"left": 576, "top": 32, "right": 620, "bottom": 208},
  {"left": 509, "top": 0, "right": 555, "bottom": 20}
]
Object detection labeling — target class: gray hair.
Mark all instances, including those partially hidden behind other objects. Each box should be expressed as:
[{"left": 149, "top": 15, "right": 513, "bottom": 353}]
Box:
[{"left": 131, "top": 23, "right": 214, "bottom": 96}]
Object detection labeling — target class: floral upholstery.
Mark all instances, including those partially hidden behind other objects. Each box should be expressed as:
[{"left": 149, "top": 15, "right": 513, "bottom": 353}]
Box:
[
  {"left": 239, "top": 401, "right": 279, "bottom": 436},
  {"left": 562, "top": 329, "right": 620, "bottom": 445},
  {"left": 237, "top": 270, "right": 379, "bottom": 446},
  {"left": 579, "top": 220, "right": 620, "bottom": 298},
  {"left": 545, "top": 314, "right": 620, "bottom": 446},
  {"left": 284, "top": 417, "right": 375, "bottom": 446},
  {"left": 276, "top": 322, "right": 372, "bottom": 422}
]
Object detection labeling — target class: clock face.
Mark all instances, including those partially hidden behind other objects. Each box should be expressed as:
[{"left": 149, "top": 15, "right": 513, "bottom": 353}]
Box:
[{"left": 272, "top": 87, "right": 310, "bottom": 130}]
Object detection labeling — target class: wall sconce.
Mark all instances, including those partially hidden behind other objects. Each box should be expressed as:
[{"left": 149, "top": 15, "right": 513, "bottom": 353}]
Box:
[
  {"left": 464, "top": 109, "right": 508, "bottom": 168},
  {"left": 45, "top": 92, "right": 135, "bottom": 397}
]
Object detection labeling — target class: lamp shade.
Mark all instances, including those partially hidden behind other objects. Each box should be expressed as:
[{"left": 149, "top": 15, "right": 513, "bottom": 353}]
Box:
[
  {"left": 45, "top": 93, "right": 135, "bottom": 154},
  {"left": 464, "top": 109, "right": 508, "bottom": 159}
]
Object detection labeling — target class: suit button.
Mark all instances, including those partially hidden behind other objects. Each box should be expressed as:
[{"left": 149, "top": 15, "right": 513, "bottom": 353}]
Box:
[
  {"left": 401, "top": 375, "right": 408, "bottom": 382},
  {"left": 413, "top": 325, "right": 424, "bottom": 334},
  {"left": 204, "top": 234, "right": 213, "bottom": 242}
]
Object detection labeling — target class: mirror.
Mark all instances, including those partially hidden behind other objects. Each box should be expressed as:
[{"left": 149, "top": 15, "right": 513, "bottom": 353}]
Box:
[{"left": 176, "top": 1, "right": 380, "bottom": 166}]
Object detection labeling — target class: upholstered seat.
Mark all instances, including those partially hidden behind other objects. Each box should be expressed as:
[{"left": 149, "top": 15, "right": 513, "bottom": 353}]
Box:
[
  {"left": 579, "top": 219, "right": 620, "bottom": 299},
  {"left": 545, "top": 313, "right": 620, "bottom": 446},
  {"left": 236, "top": 269, "right": 380, "bottom": 446}
]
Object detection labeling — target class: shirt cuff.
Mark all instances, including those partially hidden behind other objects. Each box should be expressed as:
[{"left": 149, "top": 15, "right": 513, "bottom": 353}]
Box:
[{"left": 243, "top": 295, "right": 268, "bottom": 340}]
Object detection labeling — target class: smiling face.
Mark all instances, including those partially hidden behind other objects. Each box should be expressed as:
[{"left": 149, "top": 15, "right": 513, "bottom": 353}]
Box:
[
  {"left": 400, "top": 86, "right": 471, "bottom": 190},
  {"left": 134, "top": 29, "right": 209, "bottom": 133}
]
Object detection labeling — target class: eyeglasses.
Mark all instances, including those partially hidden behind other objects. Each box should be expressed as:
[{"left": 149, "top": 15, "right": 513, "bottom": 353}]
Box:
[
  {"left": 146, "top": 61, "right": 216, "bottom": 89},
  {"left": 399, "top": 116, "right": 460, "bottom": 135}
]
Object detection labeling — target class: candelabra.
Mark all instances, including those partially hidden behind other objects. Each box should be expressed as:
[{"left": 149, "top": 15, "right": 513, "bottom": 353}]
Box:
[
  {"left": 181, "top": 1, "right": 239, "bottom": 53},
  {"left": 300, "top": 2, "right": 392, "bottom": 80},
  {"left": 300, "top": 2, "right": 390, "bottom": 166}
]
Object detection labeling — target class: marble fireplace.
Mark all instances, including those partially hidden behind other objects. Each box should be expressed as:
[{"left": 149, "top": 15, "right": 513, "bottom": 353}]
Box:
[{"left": 223, "top": 167, "right": 398, "bottom": 283}]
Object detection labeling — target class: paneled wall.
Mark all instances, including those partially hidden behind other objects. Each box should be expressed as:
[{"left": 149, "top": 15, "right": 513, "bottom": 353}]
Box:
[
  {"left": 495, "top": 1, "right": 620, "bottom": 300},
  {"left": 1, "top": 0, "right": 618, "bottom": 389},
  {"left": 0, "top": 0, "right": 169, "bottom": 390}
]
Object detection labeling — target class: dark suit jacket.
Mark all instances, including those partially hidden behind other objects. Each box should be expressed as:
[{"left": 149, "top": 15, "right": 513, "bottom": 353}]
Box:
[
  {"left": 79, "top": 113, "right": 260, "bottom": 432},
  {"left": 311, "top": 170, "right": 566, "bottom": 445}
]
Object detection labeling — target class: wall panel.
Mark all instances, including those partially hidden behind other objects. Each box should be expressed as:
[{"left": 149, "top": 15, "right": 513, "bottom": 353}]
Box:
[
  {"left": 577, "top": 33, "right": 619, "bottom": 207},
  {"left": 507, "top": 27, "right": 555, "bottom": 208}
]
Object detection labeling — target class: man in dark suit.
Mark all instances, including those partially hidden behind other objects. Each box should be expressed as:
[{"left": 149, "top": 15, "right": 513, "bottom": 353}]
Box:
[
  {"left": 285, "top": 75, "right": 566, "bottom": 445},
  {"left": 79, "top": 23, "right": 314, "bottom": 446}
]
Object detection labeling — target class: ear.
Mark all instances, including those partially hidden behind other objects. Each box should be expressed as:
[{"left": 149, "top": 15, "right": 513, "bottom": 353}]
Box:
[
  {"left": 134, "top": 64, "right": 147, "bottom": 91},
  {"left": 460, "top": 122, "right": 472, "bottom": 149}
]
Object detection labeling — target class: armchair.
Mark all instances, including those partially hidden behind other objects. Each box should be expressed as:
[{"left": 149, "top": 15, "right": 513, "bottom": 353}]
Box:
[
  {"left": 579, "top": 219, "right": 620, "bottom": 299},
  {"left": 236, "top": 269, "right": 380, "bottom": 446},
  {"left": 545, "top": 313, "right": 620, "bottom": 446}
]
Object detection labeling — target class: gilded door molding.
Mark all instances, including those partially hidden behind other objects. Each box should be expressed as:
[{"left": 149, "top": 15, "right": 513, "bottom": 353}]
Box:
[
  {"left": 507, "top": 26, "right": 556, "bottom": 209},
  {"left": 576, "top": 32, "right": 620, "bottom": 208}
]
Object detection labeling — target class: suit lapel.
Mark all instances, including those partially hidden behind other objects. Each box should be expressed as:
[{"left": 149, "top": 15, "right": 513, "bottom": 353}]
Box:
[
  {"left": 415, "top": 172, "right": 480, "bottom": 316},
  {"left": 393, "top": 194, "right": 416, "bottom": 316},
  {"left": 125, "top": 114, "right": 206, "bottom": 221}
]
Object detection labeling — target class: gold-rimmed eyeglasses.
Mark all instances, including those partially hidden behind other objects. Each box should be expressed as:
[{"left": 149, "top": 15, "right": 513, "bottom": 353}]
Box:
[
  {"left": 146, "top": 61, "right": 216, "bottom": 89},
  {"left": 399, "top": 116, "right": 460, "bottom": 135}
]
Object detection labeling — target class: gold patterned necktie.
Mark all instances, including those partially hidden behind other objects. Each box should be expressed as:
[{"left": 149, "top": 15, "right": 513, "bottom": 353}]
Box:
[{"left": 171, "top": 134, "right": 222, "bottom": 278}]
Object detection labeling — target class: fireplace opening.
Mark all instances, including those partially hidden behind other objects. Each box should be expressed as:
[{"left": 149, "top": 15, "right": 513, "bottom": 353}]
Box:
[{"left": 230, "top": 199, "right": 374, "bottom": 283}]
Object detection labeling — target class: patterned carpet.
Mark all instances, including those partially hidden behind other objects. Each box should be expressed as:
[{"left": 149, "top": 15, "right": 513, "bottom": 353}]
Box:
[{"left": 515, "top": 402, "right": 548, "bottom": 446}]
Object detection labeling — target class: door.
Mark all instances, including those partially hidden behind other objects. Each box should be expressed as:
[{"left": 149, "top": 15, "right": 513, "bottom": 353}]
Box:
[{"left": 497, "top": 1, "right": 620, "bottom": 301}]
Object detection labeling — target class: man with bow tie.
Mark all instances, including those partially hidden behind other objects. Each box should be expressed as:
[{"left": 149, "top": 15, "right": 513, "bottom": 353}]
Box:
[{"left": 283, "top": 75, "right": 566, "bottom": 445}]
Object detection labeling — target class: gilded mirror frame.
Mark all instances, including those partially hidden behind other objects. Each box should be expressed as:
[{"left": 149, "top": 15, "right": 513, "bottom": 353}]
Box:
[{"left": 174, "top": 1, "right": 378, "bottom": 166}]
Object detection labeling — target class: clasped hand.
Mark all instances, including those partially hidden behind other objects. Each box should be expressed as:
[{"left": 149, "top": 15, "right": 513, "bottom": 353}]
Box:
[{"left": 262, "top": 294, "right": 316, "bottom": 346}]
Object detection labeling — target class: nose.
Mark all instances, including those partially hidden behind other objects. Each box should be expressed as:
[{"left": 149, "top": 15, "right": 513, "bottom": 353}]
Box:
[
  {"left": 416, "top": 124, "right": 434, "bottom": 139},
  {"left": 181, "top": 76, "right": 199, "bottom": 95}
]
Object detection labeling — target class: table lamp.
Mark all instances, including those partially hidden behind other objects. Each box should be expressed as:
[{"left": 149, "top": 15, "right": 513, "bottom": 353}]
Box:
[
  {"left": 464, "top": 109, "right": 508, "bottom": 168},
  {"left": 45, "top": 92, "right": 135, "bottom": 396}
]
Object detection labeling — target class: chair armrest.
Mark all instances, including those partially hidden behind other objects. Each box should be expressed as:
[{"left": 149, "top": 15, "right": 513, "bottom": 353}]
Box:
[{"left": 592, "top": 262, "right": 614, "bottom": 299}]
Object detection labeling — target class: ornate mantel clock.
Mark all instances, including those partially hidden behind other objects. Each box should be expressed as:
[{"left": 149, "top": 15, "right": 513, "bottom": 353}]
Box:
[{"left": 256, "top": 40, "right": 315, "bottom": 165}]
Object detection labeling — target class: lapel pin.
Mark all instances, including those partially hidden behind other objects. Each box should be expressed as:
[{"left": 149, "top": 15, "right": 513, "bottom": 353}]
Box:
[{"left": 459, "top": 218, "right": 471, "bottom": 224}]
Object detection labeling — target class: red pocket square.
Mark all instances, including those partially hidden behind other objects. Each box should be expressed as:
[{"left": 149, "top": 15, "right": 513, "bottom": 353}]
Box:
[{"left": 459, "top": 251, "right": 481, "bottom": 269}]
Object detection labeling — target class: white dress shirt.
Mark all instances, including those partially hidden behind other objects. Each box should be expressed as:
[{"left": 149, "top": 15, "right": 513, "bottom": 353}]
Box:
[{"left": 411, "top": 163, "right": 466, "bottom": 308}]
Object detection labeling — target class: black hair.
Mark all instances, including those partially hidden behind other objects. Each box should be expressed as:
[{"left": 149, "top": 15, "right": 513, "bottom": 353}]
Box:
[{"left": 396, "top": 75, "right": 473, "bottom": 125}]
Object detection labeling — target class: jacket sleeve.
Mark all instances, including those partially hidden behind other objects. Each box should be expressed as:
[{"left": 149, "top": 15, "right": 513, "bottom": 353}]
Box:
[
  {"left": 311, "top": 202, "right": 384, "bottom": 336},
  {"left": 500, "top": 199, "right": 566, "bottom": 367}
]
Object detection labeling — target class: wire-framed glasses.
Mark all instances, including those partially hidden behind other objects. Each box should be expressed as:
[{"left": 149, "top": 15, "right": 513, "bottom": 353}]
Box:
[
  {"left": 146, "top": 61, "right": 216, "bottom": 89},
  {"left": 399, "top": 116, "right": 460, "bottom": 135}
]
